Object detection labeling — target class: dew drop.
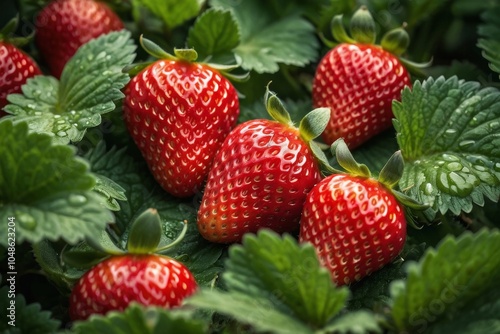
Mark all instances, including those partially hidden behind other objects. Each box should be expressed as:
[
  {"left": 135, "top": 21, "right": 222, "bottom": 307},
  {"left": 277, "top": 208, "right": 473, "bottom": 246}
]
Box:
[
  {"left": 424, "top": 183, "right": 434, "bottom": 195},
  {"left": 444, "top": 128, "right": 457, "bottom": 135},
  {"left": 16, "top": 212, "right": 36, "bottom": 230},
  {"left": 68, "top": 194, "right": 88, "bottom": 206},
  {"left": 56, "top": 131, "right": 67, "bottom": 137},
  {"left": 447, "top": 162, "right": 463, "bottom": 172},
  {"left": 459, "top": 140, "right": 475, "bottom": 149}
]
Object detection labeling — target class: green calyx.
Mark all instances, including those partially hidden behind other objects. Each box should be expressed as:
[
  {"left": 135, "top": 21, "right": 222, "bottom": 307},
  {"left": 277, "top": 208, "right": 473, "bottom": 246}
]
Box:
[
  {"left": 326, "top": 6, "right": 431, "bottom": 71},
  {"left": 124, "top": 35, "right": 249, "bottom": 82},
  {"left": 127, "top": 208, "right": 162, "bottom": 254},
  {"left": 264, "top": 84, "right": 331, "bottom": 170},
  {"left": 0, "top": 15, "right": 34, "bottom": 46},
  {"left": 329, "top": 139, "right": 428, "bottom": 213}
]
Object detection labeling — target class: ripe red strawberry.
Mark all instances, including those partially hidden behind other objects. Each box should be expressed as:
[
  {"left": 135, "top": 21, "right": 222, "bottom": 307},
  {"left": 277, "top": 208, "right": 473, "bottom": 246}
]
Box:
[
  {"left": 312, "top": 7, "right": 417, "bottom": 149},
  {"left": 197, "top": 89, "right": 330, "bottom": 243},
  {"left": 0, "top": 18, "right": 42, "bottom": 114},
  {"left": 69, "top": 254, "right": 197, "bottom": 321},
  {"left": 299, "top": 139, "right": 425, "bottom": 285},
  {"left": 123, "top": 37, "right": 241, "bottom": 198},
  {"left": 69, "top": 208, "right": 198, "bottom": 321},
  {"left": 35, "top": 0, "right": 124, "bottom": 78}
]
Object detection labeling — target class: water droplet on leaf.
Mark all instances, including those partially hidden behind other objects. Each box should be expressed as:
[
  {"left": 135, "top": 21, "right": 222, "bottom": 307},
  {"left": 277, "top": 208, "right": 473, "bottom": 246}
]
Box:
[
  {"left": 16, "top": 212, "right": 36, "bottom": 230},
  {"left": 68, "top": 194, "right": 88, "bottom": 206}
]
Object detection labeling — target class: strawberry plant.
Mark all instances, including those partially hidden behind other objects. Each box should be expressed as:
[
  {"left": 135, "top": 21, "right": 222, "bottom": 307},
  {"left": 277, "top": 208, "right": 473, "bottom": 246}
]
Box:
[{"left": 1, "top": 0, "right": 500, "bottom": 333}]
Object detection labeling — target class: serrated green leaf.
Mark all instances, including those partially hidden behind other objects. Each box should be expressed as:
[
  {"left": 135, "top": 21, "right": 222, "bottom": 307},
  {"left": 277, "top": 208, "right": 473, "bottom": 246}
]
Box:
[
  {"left": 211, "top": 0, "right": 318, "bottom": 73},
  {"left": 187, "top": 8, "right": 240, "bottom": 61},
  {"left": 0, "top": 121, "right": 114, "bottom": 246},
  {"left": 138, "top": 0, "right": 201, "bottom": 30},
  {"left": 393, "top": 76, "right": 500, "bottom": 219},
  {"left": 224, "top": 230, "right": 349, "bottom": 328},
  {"left": 390, "top": 229, "right": 500, "bottom": 332},
  {"left": 426, "top": 289, "right": 500, "bottom": 334},
  {"left": 0, "top": 286, "right": 60, "bottom": 333},
  {"left": 72, "top": 303, "right": 206, "bottom": 334},
  {"left": 478, "top": 5, "right": 500, "bottom": 77},
  {"left": 62, "top": 240, "right": 108, "bottom": 269},
  {"left": 320, "top": 310, "right": 382, "bottom": 334},
  {"left": 188, "top": 290, "right": 313, "bottom": 334},
  {"left": 4, "top": 31, "right": 135, "bottom": 144}
]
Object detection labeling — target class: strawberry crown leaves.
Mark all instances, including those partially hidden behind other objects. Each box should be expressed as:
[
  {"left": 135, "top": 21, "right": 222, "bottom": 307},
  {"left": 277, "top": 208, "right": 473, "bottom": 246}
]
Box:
[
  {"left": 126, "top": 208, "right": 163, "bottom": 254},
  {"left": 0, "top": 15, "right": 33, "bottom": 47},
  {"left": 325, "top": 6, "right": 431, "bottom": 74},
  {"left": 124, "top": 35, "right": 249, "bottom": 82}
]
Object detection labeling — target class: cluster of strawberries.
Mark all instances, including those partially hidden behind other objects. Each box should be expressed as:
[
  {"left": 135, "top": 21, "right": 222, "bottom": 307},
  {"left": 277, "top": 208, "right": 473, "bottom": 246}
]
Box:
[{"left": 0, "top": 0, "right": 417, "bottom": 323}]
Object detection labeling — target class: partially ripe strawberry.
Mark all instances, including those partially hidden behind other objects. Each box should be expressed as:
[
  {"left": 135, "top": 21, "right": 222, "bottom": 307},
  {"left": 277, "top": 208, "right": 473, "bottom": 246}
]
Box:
[
  {"left": 197, "top": 88, "right": 330, "bottom": 243},
  {"left": 123, "top": 37, "right": 241, "bottom": 198},
  {"left": 0, "top": 17, "right": 41, "bottom": 113},
  {"left": 312, "top": 7, "right": 424, "bottom": 149},
  {"left": 69, "top": 254, "right": 197, "bottom": 321},
  {"left": 35, "top": 0, "right": 124, "bottom": 78},
  {"left": 299, "top": 139, "right": 426, "bottom": 285},
  {"left": 68, "top": 208, "right": 197, "bottom": 321}
]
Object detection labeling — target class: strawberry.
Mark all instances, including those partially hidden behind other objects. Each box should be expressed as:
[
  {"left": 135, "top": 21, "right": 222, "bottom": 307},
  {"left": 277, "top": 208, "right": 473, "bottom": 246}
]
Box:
[
  {"left": 299, "top": 139, "right": 426, "bottom": 285},
  {"left": 35, "top": 0, "right": 124, "bottom": 78},
  {"left": 123, "top": 37, "right": 242, "bottom": 198},
  {"left": 312, "top": 6, "right": 423, "bottom": 149},
  {"left": 69, "top": 254, "right": 197, "bottom": 321},
  {"left": 197, "top": 88, "right": 330, "bottom": 243},
  {"left": 0, "top": 17, "right": 41, "bottom": 113},
  {"left": 68, "top": 209, "right": 197, "bottom": 321}
]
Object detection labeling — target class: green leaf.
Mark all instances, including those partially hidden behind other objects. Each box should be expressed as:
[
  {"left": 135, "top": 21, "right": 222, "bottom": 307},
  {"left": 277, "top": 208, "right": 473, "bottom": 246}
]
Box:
[
  {"left": 190, "top": 230, "right": 349, "bottom": 331},
  {"left": 0, "top": 121, "right": 114, "bottom": 246},
  {"left": 299, "top": 107, "right": 330, "bottom": 143},
  {"left": 389, "top": 229, "right": 500, "bottom": 332},
  {"left": 188, "top": 290, "right": 313, "bottom": 334},
  {"left": 72, "top": 303, "right": 206, "bottom": 334},
  {"left": 4, "top": 31, "right": 135, "bottom": 144},
  {"left": 393, "top": 76, "right": 500, "bottom": 219},
  {"left": 211, "top": 0, "right": 318, "bottom": 73},
  {"left": 0, "top": 287, "right": 60, "bottom": 333},
  {"left": 138, "top": 0, "right": 201, "bottom": 30},
  {"left": 320, "top": 310, "right": 382, "bottom": 334},
  {"left": 187, "top": 8, "right": 240, "bottom": 61},
  {"left": 478, "top": 5, "right": 500, "bottom": 77}
]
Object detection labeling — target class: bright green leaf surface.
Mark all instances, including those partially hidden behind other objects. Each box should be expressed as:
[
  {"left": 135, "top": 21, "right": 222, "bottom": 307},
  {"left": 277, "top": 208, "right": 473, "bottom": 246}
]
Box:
[
  {"left": 393, "top": 76, "right": 500, "bottom": 219},
  {"left": 210, "top": 0, "right": 318, "bottom": 73},
  {"left": 138, "top": 0, "right": 200, "bottom": 30},
  {"left": 73, "top": 304, "right": 206, "bottom": 334},
  {"left": 320, "top": 310, "right": 382, "bottom": 334},
  {"left": 4, "top": 31, "right": 135, "bottom": 144},
  {"left": 187, "top": 8, "right": 240, "bottom": 61},
  {"left": 0, "top": 121, "right": 114, "bottom": 246},
  {"left": 390, "top": 229, "right": 500, "bottom": 332}
]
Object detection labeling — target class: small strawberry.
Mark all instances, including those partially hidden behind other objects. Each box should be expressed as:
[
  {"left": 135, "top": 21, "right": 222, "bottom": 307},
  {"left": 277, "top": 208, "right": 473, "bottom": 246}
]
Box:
[
  {"left": 0, "top": 17, "right": 41, "bottom": 113},
  {"left": 68, "top": 209, "right": 197, "bottom": 321},
  {"left": 299, "top": 139, "right": 426, "bottom": 285},
  {"left": 123, "top": 37, "right": 243, "bottom": 198},
  {"left": 35, "top": 0, "right": 124, "bottom": 78},
  {"left": 197, "top": 88, "right": 330, "bottom": 243},
  {"left": 312, "top": 6, "right": 426, "bottom": 149}
]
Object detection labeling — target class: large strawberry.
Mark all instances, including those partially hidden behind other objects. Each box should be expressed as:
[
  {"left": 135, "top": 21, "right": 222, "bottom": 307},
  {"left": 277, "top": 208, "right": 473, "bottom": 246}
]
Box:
[
  {"left": 0, "top": 17, "right": 41, "bottom": 113},
  {"left": 313, "top": 6, "right": 425, "bottom": 149},
  {"left": 69, "top": 209, "right": 197, "bottom": 321},
  {"left": 123, "top": 37, "right": 243, "bottom": 198},
  {"left": 299, "top": 139, "right": 426, "bottom": 286},
  {"left": 197, "top": 88, "right": 330, "bottom": 243},
  {"left": 35, "top": 0, "right": 124, "bottom": 78}
]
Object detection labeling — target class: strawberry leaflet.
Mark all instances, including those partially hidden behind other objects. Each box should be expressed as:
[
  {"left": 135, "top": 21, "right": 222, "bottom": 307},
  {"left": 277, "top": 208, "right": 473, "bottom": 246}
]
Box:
[
  {"left": 4, "top": 31, "right": 135, "bottom": 144},
  {"left": 394, "top": 76, "right": 500, "bottom": 220}
]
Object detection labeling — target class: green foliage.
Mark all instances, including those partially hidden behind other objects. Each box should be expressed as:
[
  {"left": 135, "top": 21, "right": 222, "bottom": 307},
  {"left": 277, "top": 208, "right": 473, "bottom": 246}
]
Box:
[
  {"left": 389, "top": 229, "right": 500, "bottom": 333},
  {"left": 210, "top": 0, "right": 319, "bottom": 73},
  {"left": 4, "top": 31, "right": 135, "bottom": 144},
  {"left": 478, "top": 5, "right": 500, "bottom": 77},
  {"left": 0, "top": 286, "right": 60, "bottom": 334},
  {"left": 0, "top": 121, "right": 113, "bottom": 246},
  {"left": 393, "top": 76, "right": 500, "bottom": 220},
  {"left": 136, "top": 0, "right": 201, "bottom": 31},
  {"left": 72, "top": 304, "right": 206, "bottom": 334},
  {"left": 187, "top": 231, "right": 378, "bottom": 333}
]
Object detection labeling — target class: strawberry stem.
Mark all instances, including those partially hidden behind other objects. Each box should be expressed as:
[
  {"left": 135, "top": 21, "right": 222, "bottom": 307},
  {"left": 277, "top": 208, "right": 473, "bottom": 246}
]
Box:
[
  {"left": 139, "top": 35, "right": 176, "bottom": 61},
  {"left": 381, "top": 25, "right": 410, "bottom": 56},
  {"left": 331, "top": 139, "right": 371, "bottom": 178}
]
